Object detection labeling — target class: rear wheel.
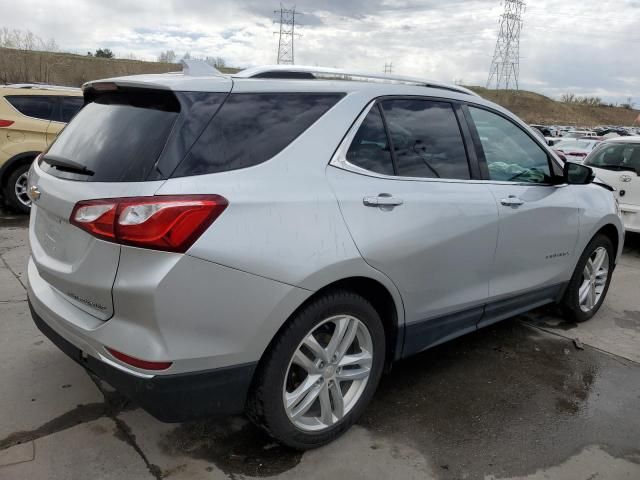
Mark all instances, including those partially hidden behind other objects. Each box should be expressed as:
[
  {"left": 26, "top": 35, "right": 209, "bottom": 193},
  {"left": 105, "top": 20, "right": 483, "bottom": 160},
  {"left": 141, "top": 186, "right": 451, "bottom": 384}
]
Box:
[
  {"left": 561, "top": 234, "right": 614, "bottom": 322},
  {"left": 247, "top": 290, "right": 385, "bottom": 450},
  {"left": 5, "top": 163, "right": 32, "bottom": 214}
]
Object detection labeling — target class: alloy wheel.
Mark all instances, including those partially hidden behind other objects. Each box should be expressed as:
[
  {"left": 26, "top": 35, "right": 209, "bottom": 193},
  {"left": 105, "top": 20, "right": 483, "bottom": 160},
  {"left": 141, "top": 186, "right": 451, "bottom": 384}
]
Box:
[
  {"left": 14, "top": 172, "right": 31, "bottom": 208},
  {"left": 578, "top": 246, "right": 609, "bottom": 312},
  {"left": 282, "top": 315, "right": 373, "bottom": 432}
]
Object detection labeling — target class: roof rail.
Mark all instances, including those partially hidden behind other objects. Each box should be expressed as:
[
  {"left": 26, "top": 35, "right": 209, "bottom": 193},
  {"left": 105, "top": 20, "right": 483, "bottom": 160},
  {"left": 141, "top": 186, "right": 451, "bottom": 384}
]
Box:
[
  {"left": 4, "top": 83, "right": 81, "bottom": 92},
  {"left": 234, "top": 65, "right": 479, "bottom": 96}
]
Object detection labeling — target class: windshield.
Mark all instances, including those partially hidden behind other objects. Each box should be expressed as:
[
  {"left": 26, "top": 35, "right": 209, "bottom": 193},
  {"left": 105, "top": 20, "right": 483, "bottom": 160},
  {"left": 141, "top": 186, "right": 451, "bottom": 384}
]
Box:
[{"left": 584, "top": 143, "right": 640, "bottom": 174}]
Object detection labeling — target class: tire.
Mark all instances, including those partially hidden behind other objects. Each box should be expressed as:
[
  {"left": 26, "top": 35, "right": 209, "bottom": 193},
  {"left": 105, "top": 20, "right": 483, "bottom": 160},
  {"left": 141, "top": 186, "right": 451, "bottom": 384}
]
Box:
[
  {"left": 246, "top": 290, "right": 386, "bottom": 450},
  {"left": 4, "top": 163, "right": 32, "bottom": 214},
  {"left": 561, "top": 234, "right": 614, "bottom": 323}
]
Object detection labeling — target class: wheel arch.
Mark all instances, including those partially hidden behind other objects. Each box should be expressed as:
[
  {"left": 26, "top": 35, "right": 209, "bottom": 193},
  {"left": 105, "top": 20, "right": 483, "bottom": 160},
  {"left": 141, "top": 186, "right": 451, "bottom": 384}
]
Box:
[
  {"left": 0, "top": 151, "right": 40, "bottom": 189},
  {"left": 595, "top": 223, "right": 620, "bottom": 259},
  {"left": 255, "top": 274, "right": 405, "bottom": 384}
]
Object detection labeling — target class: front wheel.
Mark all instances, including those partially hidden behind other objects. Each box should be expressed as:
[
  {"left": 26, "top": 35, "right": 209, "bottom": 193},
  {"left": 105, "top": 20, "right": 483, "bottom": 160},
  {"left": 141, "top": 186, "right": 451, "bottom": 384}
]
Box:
[
  {"left": 247, "top": 290, "right": 386, "bottom": 450},
  {"left": 561, "top": 234, "right": 614, "bottom": 322},
  {"left": 5, "top": 163, "right": 32, "bottom": 214}
]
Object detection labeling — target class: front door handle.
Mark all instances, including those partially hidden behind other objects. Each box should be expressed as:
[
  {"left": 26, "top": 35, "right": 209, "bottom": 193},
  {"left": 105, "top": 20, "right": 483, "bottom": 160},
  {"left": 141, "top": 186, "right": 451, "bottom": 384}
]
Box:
[
  {"left": 500, "top": 195, "right": 524, "bottom": 207},
  {"left": 363, "top": 194, "right": 404, "bottom": 207}
]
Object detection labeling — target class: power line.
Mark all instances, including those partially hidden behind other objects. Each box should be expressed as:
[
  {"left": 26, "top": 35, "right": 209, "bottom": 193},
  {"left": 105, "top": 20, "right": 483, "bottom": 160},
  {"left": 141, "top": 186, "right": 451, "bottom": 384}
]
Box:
[
  {"left": 274, "top": 3, "right": 299, "bottom": 65},
  {"left": 487, "top": 0, "right": 526, "bottom": 91}
]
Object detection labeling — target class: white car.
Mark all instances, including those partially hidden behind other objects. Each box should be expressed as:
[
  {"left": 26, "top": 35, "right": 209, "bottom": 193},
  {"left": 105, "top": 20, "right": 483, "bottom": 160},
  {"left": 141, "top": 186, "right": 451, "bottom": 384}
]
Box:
[
  {"left": 584, "top": 137, "right": 640, "bottom": 233},
  {"left": 563, "top": 130, "right": 597, "bottom": 139},
  {"left": 554, "top": 139, "right": 601, "bottom": 162}
]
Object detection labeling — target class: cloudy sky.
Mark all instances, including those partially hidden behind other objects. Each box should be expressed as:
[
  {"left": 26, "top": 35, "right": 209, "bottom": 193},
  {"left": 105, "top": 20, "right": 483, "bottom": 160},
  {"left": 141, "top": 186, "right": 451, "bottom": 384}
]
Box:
[{"left": 2, "top": 0, "right": 639, "bottom": 103}]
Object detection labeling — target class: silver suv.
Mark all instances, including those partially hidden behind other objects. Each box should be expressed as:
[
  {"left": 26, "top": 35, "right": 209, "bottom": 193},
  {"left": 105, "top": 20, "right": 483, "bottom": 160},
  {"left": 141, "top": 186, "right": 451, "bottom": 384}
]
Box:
[{"left": 27, "top": 65, "right": 623, "bottom": 449}]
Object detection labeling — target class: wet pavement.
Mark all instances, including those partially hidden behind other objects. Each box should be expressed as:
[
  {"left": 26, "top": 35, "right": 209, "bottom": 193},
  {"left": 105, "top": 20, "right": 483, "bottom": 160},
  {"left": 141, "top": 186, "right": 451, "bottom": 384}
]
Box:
[{"left": 1, "top": 207, "right": 639, "bottom": 479}]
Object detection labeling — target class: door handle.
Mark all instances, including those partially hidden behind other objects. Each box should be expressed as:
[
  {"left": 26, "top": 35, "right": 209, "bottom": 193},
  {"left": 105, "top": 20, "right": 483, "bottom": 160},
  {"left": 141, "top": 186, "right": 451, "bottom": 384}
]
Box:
[
  {"left": 500, "top": 195, "right": 524, "bottom": 207},
  {"left": 363, "top": 194, "right": 404, "bottom": 207}
]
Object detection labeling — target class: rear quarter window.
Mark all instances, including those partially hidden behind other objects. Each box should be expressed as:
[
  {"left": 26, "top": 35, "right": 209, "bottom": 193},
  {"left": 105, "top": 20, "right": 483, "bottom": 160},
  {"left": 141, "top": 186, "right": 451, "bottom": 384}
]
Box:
[
  {"left": 58, "top": 97, "right": 84, "bottom": 123},
  {"left": 172, "top": 93, "right": 344, "bottom": 177},
  {"left": 5, "top": 95, "right": 56, "bottom": 121}
]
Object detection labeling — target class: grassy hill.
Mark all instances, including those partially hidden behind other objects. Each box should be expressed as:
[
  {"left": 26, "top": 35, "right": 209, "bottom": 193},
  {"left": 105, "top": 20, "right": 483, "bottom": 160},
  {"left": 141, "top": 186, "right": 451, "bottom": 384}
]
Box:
[{"left": 469, "top": 87, "right": 640, "bottom": 127}]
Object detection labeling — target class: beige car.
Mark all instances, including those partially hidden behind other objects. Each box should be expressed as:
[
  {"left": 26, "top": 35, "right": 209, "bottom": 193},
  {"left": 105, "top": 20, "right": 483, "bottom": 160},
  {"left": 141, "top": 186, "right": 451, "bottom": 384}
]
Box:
[{"left": 0, "top": 84, "right": 83, "bottom": 213}]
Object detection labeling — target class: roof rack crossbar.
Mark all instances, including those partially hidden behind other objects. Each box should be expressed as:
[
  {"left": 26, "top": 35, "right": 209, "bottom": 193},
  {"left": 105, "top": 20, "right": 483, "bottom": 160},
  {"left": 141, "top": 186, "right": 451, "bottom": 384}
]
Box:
[{"left": 233, "top": 65, "right": 479, "bottom": 96}]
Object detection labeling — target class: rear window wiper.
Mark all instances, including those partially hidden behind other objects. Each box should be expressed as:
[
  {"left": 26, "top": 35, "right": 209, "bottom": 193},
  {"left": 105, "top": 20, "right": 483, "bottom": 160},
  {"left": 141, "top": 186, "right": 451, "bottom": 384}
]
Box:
[{"left": 41, "top": 154, "right": 95, "bottom": 176}]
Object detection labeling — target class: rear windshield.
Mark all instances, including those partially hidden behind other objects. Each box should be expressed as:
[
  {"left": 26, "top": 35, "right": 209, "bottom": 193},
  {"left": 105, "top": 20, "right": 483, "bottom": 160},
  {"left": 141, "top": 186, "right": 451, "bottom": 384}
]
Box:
[
  {"left": 41, "top": 90, "right": 181, "bottom": 182},
  {"left": 172, "top": 93, "right": 344, "bottom": 177},
  {"left": 41, "top": 90, "right": 343, "bottom": 182}
]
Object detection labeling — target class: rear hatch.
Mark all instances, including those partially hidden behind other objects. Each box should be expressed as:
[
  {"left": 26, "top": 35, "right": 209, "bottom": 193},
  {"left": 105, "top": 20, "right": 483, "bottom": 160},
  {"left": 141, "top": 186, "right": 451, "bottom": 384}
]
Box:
[{"left": 29, "top": 80, "right": 231, "bottom": 320}]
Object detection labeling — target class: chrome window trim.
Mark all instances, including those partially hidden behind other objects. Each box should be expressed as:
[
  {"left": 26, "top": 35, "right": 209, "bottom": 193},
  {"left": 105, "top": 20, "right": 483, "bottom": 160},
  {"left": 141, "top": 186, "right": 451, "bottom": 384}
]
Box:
[{"left": 329, "top": 99, "right": 563, "bottom": 187}]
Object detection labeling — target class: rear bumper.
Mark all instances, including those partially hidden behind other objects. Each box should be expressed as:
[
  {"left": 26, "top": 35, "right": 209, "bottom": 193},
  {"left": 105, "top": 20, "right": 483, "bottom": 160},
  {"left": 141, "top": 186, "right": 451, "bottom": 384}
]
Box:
[{"left": 29, "top": 300, "right": 256, "bottom": 422}]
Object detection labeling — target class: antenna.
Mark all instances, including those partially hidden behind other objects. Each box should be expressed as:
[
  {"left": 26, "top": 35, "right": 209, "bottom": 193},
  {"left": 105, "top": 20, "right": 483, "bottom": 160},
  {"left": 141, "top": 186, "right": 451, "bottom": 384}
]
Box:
[
  {"left": 274, "top": 4, "right": 299, "bottom": 65},
  {"left": 486, "top": 0, "right": 526, "bottom": 90}
]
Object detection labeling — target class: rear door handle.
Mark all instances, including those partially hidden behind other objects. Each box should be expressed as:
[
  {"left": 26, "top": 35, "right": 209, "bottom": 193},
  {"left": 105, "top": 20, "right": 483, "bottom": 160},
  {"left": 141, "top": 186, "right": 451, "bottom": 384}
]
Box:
[
  {"left": 363, "top": 194, "right": 404, "bottom": 207},
  {"left": 500, "top": 195, "right": 524, "bottom": 207}
]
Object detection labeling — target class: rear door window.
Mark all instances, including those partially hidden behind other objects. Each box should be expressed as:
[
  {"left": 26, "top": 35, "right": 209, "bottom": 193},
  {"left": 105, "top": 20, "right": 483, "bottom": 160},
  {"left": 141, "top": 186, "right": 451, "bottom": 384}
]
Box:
[
  {"left": 173, "top": 93, "right": 344, "bottom": 177},
  {"left": 6, "top": 95, "right": 56, "bottom": 121},
  {"left": 381, "top": 99, "right": 471, "bottom": 180},
  {"left": 346, "top": 105, "right": 394, "bottom": 176}
]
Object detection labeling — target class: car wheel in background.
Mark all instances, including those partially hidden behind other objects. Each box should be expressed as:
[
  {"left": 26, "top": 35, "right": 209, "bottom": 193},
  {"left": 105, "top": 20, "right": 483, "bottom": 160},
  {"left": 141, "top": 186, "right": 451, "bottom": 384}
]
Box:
[
  {"left": 561, "top": 234, "right": 614, "bottom": 323},
  {"left": 5, "top": 163, "right": 32, "bottom": 214},
  {"left": 247, "top": 290, "right": 386, "bottom": 450}
]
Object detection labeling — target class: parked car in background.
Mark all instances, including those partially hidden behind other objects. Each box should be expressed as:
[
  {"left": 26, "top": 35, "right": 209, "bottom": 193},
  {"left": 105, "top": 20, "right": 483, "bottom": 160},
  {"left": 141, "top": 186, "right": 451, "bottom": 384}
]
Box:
[
  {"left": 584, "top": 136, "right": 640, "bottom": 232},
  {"left": 27, "top": 65, "right": 623, "bottom": 449},
  {"left": 563, "top": 130, "right": 597, "bottom": 139},
  {"left": 554, "top": 139, "right": 601, "bottom": 162},
  {"left": 0, "top": 85, "right": 83, "bottom": 213},
  {"left": 531, "top": 124, "right": 558, "bottom": 137},
  {"left": 546, "top": 137, "right": 565, "bottom": 147}
]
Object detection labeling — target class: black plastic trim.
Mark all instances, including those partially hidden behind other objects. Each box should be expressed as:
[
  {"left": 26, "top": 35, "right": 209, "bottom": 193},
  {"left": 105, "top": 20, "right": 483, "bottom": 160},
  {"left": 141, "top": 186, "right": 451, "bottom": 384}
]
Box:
[
  {"left": 401, "top": 283, "right": 567, "bottom": 358},
  {"left": 29, "top": 300, "right": 257, "bottom": 423}
]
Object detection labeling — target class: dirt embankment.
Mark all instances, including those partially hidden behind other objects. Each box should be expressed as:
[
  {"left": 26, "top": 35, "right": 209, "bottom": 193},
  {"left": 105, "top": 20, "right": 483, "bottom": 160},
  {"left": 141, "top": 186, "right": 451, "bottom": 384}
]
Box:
[
  {"left": 469, "top": 87, "right": 640, "bottom": 127},
  {"left": 0, "top": 47, "right": 182, "bottom": 86},
  {"left": 1, "top": 48, "right": 637, "bottom": 127}
]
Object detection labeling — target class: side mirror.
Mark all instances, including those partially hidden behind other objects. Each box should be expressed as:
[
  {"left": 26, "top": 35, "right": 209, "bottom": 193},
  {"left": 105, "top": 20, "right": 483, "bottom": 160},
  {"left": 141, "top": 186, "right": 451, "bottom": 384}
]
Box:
[{"left": 564, "top": 162, "right": 595, "bottom": 185}]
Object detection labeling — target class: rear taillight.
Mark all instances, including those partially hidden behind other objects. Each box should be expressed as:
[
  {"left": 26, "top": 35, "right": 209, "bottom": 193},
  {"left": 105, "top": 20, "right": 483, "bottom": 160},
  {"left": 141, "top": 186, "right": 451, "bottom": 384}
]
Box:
[
  {"left": 567, "top": 152, "right": 587, "bottom": 157},
  {"left": 0, "top": 119, "right": 15, "bottom": 127},
  {"left": 70, "top": 195, "right": 228, "bottom": 253}
]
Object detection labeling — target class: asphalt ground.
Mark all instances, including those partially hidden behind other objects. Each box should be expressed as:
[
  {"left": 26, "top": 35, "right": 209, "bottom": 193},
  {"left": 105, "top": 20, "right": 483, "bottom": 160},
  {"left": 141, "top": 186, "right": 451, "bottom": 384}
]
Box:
[{"left": 1, "top": 207, "right": 639, "bottom": 479}]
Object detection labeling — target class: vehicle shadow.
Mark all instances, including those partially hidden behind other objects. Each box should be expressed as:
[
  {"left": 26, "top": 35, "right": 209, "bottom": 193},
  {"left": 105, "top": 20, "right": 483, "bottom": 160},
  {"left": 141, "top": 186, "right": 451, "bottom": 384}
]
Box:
[
  {"left": 623, "top": 231, "right": 640, "bottom": 257},
  {"left": 157, "top": 320, "right": 640, "bottom": 479}
]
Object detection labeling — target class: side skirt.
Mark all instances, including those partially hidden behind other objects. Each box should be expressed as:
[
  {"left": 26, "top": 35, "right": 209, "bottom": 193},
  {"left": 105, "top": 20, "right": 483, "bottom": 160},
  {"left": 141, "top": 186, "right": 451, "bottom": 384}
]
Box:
[{"left": 401, "top": 283, "right": 566, "bottom": 358}]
